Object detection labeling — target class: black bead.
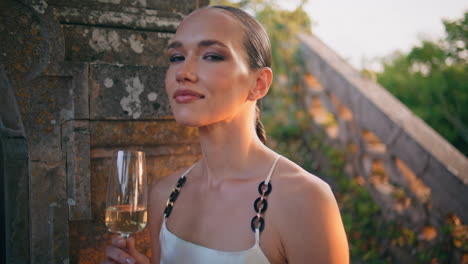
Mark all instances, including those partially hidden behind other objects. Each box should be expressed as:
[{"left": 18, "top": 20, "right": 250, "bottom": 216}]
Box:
[
  {"left": 253, "top": 197, "right": 268, "bottom": 214},
  {"left": 164, "top": 205, "right": 173, "bottom": 217},
  {"left": 257, "top": 181, "right": 272, "bottom": 196},
  {"left": 176, "top": 177, "right": 186, "bottom": 188},
  {"left": 169, "top": 189, "right": 180, "bottom": 202},
  {"left": 164, "top": 175, "right": 188, "bottom": 218},
  {"left": 180, "top": 176, "right": 187, "bottom": 184},
  {"left": 250, "top": 215, "right": 265, "bottom": 232}
]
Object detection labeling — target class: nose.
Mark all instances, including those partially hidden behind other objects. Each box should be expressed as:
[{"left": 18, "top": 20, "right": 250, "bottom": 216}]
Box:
[{"left": 176, "top": 56, "right": 198, "bottom": 83}]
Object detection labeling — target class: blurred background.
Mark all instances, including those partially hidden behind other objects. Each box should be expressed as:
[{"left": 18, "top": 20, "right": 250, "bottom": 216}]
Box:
[
  {"left": 215, "top": 0, "right": 468, "bottom": 263},
  {"left": 0, "top": 0, "right": 467, "bottom": 263}
]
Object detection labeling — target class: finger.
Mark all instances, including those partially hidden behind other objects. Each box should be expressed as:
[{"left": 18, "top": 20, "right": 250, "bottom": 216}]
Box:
[
  {"left": 126, "top": 237, "right": 149, "bottom": 264},
  {"left": 105, "top": 245, "right": 136, "bottom": 264},
  {"left": 112, "top": 235, "right": 127, "bottom": 249},
  {"left": 126, "top": 237, "right": 137, "bottom": 255}
]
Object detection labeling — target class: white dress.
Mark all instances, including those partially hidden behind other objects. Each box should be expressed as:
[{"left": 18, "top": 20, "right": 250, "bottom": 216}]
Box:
[{"left": 159, "top": 155, "right": 282, "bottom": 264}]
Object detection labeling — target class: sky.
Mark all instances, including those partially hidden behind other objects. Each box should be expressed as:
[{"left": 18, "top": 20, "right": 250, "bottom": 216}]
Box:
[{"left": 278, "top": 0, "right": 467, "bottom": 70}]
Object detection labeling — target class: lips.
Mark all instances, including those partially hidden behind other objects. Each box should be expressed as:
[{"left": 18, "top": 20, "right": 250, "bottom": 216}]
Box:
[{"left": 173, "top": 89, "right": 205, "bottom": 103}]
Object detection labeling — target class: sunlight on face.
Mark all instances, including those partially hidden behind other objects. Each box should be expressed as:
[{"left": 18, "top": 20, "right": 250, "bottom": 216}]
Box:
[{"left": 164, "top": 8, "right": 256, "bottom": 127}]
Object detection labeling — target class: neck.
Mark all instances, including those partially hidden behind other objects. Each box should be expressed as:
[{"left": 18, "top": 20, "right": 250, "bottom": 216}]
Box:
[{"left": 196, "top": 108, "right": 269, "bottom": 186}]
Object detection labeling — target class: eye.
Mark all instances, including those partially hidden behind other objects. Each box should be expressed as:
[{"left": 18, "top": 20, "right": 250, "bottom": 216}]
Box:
[
  {"left": 169, "top": 55, "right": 185, "bottom": 63},
  {"left": 203, "top": 53, "right": 224, "bottom": 61}
]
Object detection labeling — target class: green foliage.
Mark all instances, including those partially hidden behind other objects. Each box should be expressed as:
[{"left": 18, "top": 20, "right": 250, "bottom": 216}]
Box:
[
  {"left": 443, "top": 12, "right": 468, "bottom": 64},
  {"left": 255, "top": 3, "right": 311, "bottom": 76},
  {"left": 376, "top": 11, "right": 468, "bottom": 156},
  {"left": 210, "top": 0, "right": 242, "bottom": 8}
]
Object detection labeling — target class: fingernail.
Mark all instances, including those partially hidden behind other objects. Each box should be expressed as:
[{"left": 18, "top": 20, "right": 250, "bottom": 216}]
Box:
[{"left": 125, "top": 257, "right": 135, "bottom": 264}]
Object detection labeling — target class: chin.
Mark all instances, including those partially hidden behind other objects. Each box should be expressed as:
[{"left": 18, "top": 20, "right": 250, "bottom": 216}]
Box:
[{"left": 171, "top": 111, "right": 205, "bottom": 127}]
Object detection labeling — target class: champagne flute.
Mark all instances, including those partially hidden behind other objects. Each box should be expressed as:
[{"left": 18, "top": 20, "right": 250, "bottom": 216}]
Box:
[{"left": 105, "top": 150, "right": 148, "bottom": 239}]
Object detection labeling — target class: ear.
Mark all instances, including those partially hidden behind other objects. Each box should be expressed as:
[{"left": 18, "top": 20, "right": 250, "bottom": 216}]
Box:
[{"left": 248, "top": 67, "right": 273, "bottom": 101}]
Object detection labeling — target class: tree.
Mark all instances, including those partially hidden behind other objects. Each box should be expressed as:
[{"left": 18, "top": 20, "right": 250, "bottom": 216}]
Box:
[{"left": 376, "top": 11, "right": 468, "bottom": 156}]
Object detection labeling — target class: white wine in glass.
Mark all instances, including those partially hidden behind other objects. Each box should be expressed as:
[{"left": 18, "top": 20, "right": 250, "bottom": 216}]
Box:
[{"left": 105, "top": 150, "right": 148, "bottom": 238}]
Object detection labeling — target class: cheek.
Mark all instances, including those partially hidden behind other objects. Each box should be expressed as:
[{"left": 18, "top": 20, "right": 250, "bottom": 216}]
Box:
[
  {"left": 164, "top": 68, "right": 173, "bottom": 89},
  {"left": 201, "top": 64, "right": 251, "bottom": 92}
]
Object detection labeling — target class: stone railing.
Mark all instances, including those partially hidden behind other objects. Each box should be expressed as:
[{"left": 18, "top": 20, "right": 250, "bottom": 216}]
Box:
[{"left": 298, "top": 33, "right": 468, "bottom": 242}]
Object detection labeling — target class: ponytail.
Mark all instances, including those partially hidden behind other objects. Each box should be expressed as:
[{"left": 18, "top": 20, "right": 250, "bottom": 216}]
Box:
[{"left": 255, "top": 100, "right": 266, "bottom": 144}]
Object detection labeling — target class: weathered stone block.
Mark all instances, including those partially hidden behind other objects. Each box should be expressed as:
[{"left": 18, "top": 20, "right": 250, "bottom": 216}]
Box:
[
  {"left": 1, "top": 0, "right": 65, "bottom": 84},
  {"left": 301, "top": 44, "right": 352, "bottom": 107},
  {"left": 30, "top": 161, "right": 69, "bottom": 264},
  {"left": 19, "top": 76, "right": 72, "bottom": 162},
  {"left": 52, "top": 6, "right": 182, "bottom": 33},
  {"left": 17, "top": 62, "right": 89, "bottom": 162},
  {"left": 90, "top": 120, "right": 199, "bottom": 147},
  {"left": 421, "top": 157, "right": 468, "bottom": 222},
  {"left": 62, "top": 120, "right": 92, "bottom": 220},
  {"left": 63, "top": 25, "right": 173, "bottom": 66},
  {"left": 355, "top": 97, "right": 402, "bottom": 147},
  {"left": 89, "top": 64, "right": 171, "bottom": 119},
  {"left": 43, "top": 62, "right": 90, "bottom": 119},
  {"left": 390, "top": 130, "right": 431, "bottom": 176},
  {"left": 49, "top": 0, "right": 209, "bottom": 15}
]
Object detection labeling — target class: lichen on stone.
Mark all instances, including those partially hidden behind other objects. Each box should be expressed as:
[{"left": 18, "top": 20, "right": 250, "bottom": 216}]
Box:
[{"left": 120, "top": 76, "right": 144, "bottom": 119}]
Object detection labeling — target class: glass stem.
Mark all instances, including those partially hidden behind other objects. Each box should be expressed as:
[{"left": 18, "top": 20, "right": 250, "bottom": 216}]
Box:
[{"left": 121, "top": 233, "right": 131, "bottom": 239}]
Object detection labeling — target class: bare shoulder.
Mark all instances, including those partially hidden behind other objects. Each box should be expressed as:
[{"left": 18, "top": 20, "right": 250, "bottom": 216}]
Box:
[
  {"left": 269, "top": 157, "right": 349, "bottom": 264},
  {"left": 270, "top": 157, "right": 336, "bottom": 225},
  {"left": 272, "top": 157, "right": 333, "bottom": 203}
]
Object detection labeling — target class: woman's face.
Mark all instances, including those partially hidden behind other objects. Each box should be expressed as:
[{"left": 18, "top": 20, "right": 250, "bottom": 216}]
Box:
[{"left": 165, "top": 8, "right": 256, "bottom": 127}]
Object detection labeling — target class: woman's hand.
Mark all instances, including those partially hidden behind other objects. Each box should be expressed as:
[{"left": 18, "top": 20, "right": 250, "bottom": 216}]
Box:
[{"left": 102, "top": 236, "right": 150, "bottom": 264}]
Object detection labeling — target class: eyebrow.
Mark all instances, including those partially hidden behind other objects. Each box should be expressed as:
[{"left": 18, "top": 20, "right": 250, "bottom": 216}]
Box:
[{"left": 167, "top": 39, "right": 228, "bottom": 50}]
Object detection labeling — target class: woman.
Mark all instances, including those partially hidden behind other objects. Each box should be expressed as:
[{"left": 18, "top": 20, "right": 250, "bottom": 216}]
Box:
[{"left": 103, "top": 5, "right": 349, "bottom": 264}]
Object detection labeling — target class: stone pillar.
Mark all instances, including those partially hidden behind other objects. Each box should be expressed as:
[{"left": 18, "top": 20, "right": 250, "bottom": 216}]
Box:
[
  {"left": 0, "top": 0, "right": 208, "bottom": 263},
  {"left": 0, "top": 65, "right": 30, "bottom": 264}
]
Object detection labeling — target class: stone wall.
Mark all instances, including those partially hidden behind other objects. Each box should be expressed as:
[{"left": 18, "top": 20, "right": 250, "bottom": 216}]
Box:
[
  {"left": 299, "top": 33, "right": 468, "bottom": 259},
  {"left": 0, "top": 0, "right": 208, "bottom": 263}
]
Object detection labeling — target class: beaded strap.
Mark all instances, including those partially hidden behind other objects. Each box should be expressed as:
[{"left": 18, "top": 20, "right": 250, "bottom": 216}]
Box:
[
  {"left": 163, "top": 163, "right": 197, "bottom": 218},
  {"left": 250, "top": 180, "right": 272, "bottom": 232},
  {"left": 164, "top": 175, "right": 187, "bottom": 218},
  {"left": 162, "top": 156, "right": 280, "bottom": 234}
]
